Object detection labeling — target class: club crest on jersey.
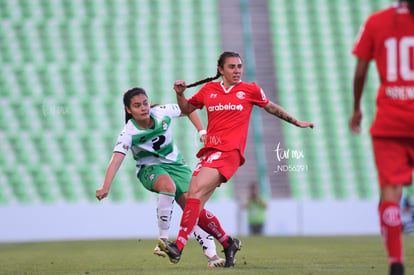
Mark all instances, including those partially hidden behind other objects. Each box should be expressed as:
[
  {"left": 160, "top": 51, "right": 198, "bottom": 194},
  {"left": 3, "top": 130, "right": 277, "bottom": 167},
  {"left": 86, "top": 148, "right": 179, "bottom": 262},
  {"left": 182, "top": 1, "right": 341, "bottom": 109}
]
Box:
[
  {"left": 236, "top": 91, "right": 245, "bottom": 99},
  {"left": 162, "top": 121, "right": 168, "bottom": 130},
  {"left": 210, "top": 93, "right": 218, "bottom": 98}
]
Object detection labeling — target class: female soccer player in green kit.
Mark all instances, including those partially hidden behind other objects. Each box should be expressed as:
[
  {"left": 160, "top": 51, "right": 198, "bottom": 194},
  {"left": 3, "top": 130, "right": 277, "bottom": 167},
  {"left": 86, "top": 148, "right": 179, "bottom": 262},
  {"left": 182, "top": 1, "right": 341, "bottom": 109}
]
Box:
[{"left": 96, "top": 87, "right": 224, "bottom": 267}]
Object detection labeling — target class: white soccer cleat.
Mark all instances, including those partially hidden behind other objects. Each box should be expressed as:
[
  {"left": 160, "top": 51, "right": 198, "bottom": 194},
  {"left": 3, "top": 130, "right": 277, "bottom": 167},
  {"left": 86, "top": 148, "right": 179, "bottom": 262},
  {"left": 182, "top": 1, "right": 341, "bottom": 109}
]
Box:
[
  {"left": 153, "top": 245, "right": 167, "bottom": 258},
  {"left": 207, "top": 255, "right": 226, "bottom": 268}
]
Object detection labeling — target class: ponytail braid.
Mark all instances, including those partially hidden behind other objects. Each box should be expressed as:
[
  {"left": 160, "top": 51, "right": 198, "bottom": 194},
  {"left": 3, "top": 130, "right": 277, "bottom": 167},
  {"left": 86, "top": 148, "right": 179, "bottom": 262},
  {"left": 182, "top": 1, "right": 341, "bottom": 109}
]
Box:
[
  {"left": 186, "top": 71, "right": 221, "bottom": 88},
  {"left": 185, "top": 51, "right": 242, "bottom": 88}
]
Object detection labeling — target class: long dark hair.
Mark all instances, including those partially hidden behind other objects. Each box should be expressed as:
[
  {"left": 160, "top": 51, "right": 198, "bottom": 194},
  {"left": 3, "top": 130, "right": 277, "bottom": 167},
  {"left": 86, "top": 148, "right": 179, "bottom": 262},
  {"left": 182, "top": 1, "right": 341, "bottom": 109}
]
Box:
[
  {"left": 186, "top": 51, "right": 242, "bottom": 88},
  {"left": 123, "top": 87, "right": 148, "bottom": 123}
]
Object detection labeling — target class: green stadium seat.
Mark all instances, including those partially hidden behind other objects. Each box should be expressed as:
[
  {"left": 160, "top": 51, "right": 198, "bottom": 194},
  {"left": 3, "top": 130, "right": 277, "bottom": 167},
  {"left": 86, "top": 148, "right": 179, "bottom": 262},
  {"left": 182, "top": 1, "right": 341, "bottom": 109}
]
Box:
[
  {"left": 0, "top": 0, "right": 224, "bottom": 205},
  {"left": 268, "top": 0, "right": 394, "bottom": 199}
]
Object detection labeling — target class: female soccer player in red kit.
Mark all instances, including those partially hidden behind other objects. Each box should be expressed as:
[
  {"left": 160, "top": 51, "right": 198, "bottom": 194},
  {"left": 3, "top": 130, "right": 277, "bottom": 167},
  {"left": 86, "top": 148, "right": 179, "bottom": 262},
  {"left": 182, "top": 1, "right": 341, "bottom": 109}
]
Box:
[
  {"left": 350, "top": 1, "right": 414, "bottom": 274},
  {"left": 158, "top": 51, "right": 314, "bottom": 267}
]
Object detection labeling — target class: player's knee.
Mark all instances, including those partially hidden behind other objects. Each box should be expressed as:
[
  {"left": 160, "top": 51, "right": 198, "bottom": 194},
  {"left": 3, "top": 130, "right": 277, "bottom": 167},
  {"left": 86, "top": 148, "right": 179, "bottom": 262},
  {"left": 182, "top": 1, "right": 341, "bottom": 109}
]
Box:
[{"left": 153, "top": 175, "right": 176, "bottom": 194}]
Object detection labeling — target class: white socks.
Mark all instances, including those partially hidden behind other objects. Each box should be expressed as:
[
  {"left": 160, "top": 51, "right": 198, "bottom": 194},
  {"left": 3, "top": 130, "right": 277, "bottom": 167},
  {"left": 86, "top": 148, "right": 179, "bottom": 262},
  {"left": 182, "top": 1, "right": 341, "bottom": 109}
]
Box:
[
  {"left": 193, "top": 225, "right": 217, "bottom": 258},
  {"left": 157, "top": 193, "right": 218, "bottom": 259},
  {"left": 157, "top": 193, "right": 175, "bottom": 239}
]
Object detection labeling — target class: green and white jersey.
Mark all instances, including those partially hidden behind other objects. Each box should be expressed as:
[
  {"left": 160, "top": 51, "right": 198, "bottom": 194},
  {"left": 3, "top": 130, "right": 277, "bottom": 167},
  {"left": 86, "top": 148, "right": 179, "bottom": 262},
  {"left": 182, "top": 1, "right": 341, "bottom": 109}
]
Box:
[{"left": 114, "top": 104, "right": 186, "bottom": 173}]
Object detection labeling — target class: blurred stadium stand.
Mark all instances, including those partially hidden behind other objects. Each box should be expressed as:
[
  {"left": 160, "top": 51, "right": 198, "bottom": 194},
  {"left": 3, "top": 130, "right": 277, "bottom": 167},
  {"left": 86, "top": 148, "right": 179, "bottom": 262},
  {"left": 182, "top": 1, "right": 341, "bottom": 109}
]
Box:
[
  {"left": 268, "top": 0, "right": 391, "bottom": 200},
  {"left": 0, "top": 0, "right": 413, "bottom": 206}
]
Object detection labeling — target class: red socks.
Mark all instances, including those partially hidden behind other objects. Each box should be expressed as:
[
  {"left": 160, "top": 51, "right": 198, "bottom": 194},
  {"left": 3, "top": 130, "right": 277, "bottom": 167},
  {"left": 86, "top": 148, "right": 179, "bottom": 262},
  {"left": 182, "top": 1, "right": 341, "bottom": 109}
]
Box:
[
  {"left": 175, "top": 198, "right": 201, "bottom": 251},
  {"left": 174, "top": 198, "right": 230, "bottom": 251},
  {"left": 198, "top": 209, "right": 230, "bottom": 248},
  {"left": 379, "top": 201, "right": 403, "bottom": 264}
]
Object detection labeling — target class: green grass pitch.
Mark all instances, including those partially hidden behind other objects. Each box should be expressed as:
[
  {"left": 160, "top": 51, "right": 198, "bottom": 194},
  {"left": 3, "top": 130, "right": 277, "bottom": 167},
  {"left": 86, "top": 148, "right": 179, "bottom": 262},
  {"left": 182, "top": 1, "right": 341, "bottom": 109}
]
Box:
[{"left": 0, "top": 235, "right": 413, "bottom": 274}]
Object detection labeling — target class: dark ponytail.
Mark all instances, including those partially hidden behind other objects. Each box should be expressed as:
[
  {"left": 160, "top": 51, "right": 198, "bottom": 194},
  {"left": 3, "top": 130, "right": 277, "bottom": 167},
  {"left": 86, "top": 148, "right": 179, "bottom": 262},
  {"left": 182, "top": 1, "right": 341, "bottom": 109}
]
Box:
[
  {"left": 186, "top": 51, "right": 242, "bottom": 88},
  {"left": 186, "top": 72, "right": 221, "bottom": 88},
  {"left": 123, "top": 87, "right": 148, "bottom": 123}
]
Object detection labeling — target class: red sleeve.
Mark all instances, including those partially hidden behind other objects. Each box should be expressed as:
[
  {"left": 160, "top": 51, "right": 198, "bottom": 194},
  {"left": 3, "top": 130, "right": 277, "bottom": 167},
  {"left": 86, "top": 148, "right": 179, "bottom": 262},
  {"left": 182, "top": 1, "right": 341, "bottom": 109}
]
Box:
[
  {"left": 249, "top": 82, "right": 270, "bottom": 107},
  {"left": 188, "top": 86, "right": 206, "bottom": 109},
  {"left": 352, "top": 16, "right": 375, "bottom": 61}
]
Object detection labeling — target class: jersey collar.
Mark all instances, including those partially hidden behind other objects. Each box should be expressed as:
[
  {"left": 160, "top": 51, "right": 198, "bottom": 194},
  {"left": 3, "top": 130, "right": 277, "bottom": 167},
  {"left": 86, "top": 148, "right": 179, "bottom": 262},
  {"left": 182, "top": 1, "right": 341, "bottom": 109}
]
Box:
[
  {"left": 131, "top": 114, "right": 156, "bottom": 130},
  {"left": 220, "top": 80, "right": 242, "bottom": 94}
]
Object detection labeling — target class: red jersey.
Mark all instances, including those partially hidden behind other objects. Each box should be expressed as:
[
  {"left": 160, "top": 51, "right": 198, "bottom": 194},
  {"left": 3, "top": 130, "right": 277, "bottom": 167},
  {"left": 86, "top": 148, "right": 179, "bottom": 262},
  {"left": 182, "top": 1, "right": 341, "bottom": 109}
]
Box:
[
  {"left": 188, "top": 81, "right": 269, "bottom": 165},
  {"left": 352, "top": 4, "right": 414, "bottom": 137}
]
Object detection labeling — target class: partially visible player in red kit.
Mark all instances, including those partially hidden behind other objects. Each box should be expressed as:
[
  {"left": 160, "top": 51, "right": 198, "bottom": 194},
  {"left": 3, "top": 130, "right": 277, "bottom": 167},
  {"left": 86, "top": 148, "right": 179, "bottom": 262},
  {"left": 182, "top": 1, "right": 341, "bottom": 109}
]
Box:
[
  {"left": 158, "top": 51, "right": 314, "bottom": 267},
  {"left": 350, "top": 1, "right": 414, "bottom": 275}
]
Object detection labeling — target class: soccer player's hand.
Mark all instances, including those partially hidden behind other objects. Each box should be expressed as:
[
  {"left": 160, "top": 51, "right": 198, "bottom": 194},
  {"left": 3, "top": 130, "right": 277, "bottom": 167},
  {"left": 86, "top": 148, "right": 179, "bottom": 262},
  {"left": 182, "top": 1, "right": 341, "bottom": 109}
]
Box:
[
  {"left": 296, "top": 121, "right": 314, "bottom": 129},
  {"left": 174, "top": 80, "right": 186, "bottom": 95},
  {"left": 96, "top": 187, "right": 109, "bottom": 200},
  {"left": 198, "top": 129, "right": 207, "bottom": 143},
  {"left": 349, "top": 110, "right": 362, "bottom": 134}
]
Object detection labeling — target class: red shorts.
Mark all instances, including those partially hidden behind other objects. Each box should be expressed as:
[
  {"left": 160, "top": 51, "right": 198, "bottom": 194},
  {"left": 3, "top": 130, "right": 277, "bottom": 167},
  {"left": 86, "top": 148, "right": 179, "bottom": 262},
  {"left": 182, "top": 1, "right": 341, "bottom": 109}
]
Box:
[
  {"left": 372, "top": 137, "right": 414, "bottom": 187},
  {"left": 193, "top": 149, "right": 241, "bottom": 182}
]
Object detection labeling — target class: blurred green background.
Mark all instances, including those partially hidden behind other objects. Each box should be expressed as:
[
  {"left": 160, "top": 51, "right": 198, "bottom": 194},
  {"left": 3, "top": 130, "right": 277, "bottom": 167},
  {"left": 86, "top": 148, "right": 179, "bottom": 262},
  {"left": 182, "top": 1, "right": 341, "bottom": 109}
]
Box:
[{"left": 0, "top": 0, "right": 413, "bottom": 206}]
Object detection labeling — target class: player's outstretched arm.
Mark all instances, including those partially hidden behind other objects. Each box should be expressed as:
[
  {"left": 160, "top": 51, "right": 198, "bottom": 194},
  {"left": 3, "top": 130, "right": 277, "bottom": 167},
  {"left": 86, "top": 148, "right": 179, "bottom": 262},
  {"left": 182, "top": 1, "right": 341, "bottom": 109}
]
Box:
[
  {"left": 96, "top": 152, "right": 125, "bottom": 200},
  {"left": 264, "top": 101, "right": 314, "bottom": 129}
]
